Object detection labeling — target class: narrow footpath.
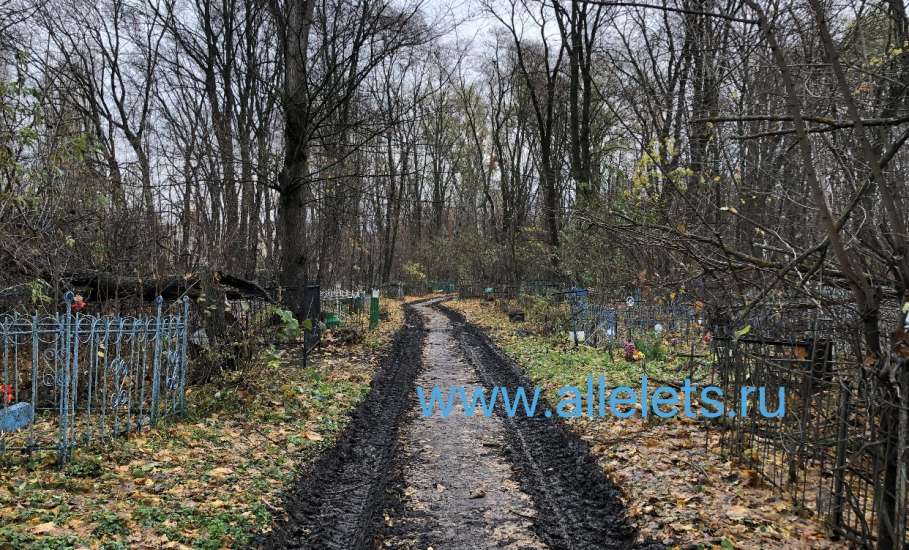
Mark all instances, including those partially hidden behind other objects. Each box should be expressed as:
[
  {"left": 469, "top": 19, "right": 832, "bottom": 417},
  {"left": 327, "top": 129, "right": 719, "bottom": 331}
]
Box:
[
  {"left": 259, "top": 298, "right": 652, "bottom": 550},
  {"left": 379, "top": 300, "right": 547, "bottom": 548}
]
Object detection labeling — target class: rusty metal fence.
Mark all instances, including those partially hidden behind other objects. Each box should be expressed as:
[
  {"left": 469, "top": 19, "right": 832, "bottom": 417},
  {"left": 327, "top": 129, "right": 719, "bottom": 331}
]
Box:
[{"left": 706, "top": 303, "right": 909, "bottom": 548}]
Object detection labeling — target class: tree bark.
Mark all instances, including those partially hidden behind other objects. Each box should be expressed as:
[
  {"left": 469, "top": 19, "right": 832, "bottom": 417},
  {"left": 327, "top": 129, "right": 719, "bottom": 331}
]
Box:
[{"left": 274, "top": 0, "right": 316, "bottom": 317}]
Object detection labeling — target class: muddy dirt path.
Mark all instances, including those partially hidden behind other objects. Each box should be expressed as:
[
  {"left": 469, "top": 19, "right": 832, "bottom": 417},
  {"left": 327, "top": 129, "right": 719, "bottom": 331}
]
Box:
[
  {"left": 378, "top": 301, "right": 548, "bottom": 549},
  {"left": 258, "top": 299, "right": 652, "bottom": 550}
]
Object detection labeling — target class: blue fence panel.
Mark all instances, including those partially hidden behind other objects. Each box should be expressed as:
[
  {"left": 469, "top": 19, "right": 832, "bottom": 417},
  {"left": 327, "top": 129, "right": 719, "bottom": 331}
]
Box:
[{"left": 0, "top": 293, "right": 189, "bottom": 463}]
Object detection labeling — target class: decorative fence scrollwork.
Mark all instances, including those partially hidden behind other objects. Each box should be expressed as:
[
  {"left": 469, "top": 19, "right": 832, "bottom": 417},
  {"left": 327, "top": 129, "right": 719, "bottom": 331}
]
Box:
[{"left": 0, "top": 293, "right": 190, "bottom": 463}]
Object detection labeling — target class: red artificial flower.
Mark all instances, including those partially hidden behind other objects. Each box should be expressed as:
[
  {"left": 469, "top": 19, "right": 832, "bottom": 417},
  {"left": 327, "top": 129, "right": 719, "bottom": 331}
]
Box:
[
  {"left": 703, "top": 331, "right": 713, "bottom": 343},
  {"left": 1, "top": 384, "right": 12, "bottom": 405},
  {"left": 72, "top": 294, "right": 86, "bottom": 312}
]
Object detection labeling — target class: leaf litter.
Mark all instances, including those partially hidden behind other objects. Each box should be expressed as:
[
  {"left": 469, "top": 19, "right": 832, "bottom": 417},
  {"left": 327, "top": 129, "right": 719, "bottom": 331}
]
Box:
[
  {"left": 0, "top": 299, "right": 409, "bottom": 549},
  {"left": 447, "top": 298, "right": 848, "bottom": 550}
]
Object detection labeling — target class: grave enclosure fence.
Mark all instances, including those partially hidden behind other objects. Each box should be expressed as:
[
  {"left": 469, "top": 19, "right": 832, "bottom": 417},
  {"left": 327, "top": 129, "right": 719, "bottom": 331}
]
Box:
[
  {"left": 319, "top": 288, "right": 369, "bottom": 331},
  {"left": 0, "top": 278, "right": 375, "bottom": 465},
  {"left": 465, "top": 284, "right": 706, "bottom": 353},
  {"left": 459, "top": 281, "right": 909, "bottom": 547},
  {"left": 706, "top": 302, "right": 909, "bottom": 549},
  {"left": 0, "top": 293, "right": 189, "bottom": 464}
]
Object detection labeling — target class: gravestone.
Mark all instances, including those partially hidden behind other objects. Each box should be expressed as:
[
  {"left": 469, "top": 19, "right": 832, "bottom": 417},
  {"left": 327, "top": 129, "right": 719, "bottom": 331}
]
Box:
[{"left": 0, "top": 402, "right": 34, "bottom": 432}]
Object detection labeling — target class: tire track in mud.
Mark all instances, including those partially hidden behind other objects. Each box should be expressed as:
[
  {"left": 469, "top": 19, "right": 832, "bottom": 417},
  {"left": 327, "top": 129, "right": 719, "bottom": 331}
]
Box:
[
  {"left": 258, "top": 299, "right": 658, "bottom": 549},
  {"left": 437, "top": 303, "right": 660, "bottom": 550},
  {"left": 377, "top": 300, "right": 549, "bottom": 549},
  {"left": 254, "top": 306, "right": 426, "bottom": 549}
]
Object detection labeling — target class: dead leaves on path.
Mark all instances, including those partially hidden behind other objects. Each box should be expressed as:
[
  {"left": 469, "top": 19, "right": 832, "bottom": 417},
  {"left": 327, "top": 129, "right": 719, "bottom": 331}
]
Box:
[
  {"left": 0, "top": 299, "right": 408, "bottom": 549},
  {"left": 574, "top": 416, "right": 844, "bottom": 549}
]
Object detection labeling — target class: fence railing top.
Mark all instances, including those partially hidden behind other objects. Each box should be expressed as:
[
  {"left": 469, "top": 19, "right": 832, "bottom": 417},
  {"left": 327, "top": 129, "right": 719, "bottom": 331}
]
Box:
[{"left": 0, "top": 295, "right": 190, "bottom": 330}]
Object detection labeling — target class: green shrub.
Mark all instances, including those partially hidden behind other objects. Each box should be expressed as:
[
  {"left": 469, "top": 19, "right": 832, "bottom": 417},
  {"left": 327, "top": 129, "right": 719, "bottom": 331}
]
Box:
[
  {"left": 633, "top": 330, "right": 669, "bottom": 361},
  {"left": 252, "top": 306, "right": 301, "bottom": 343},
  {"left": 273, "top": 308, "right": 300, "bottom": 342}
]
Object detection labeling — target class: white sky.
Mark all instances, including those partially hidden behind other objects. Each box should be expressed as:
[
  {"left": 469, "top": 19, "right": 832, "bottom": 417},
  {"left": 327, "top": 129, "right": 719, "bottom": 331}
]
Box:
[{"left": 428, "top": 0, "right": 566, "bottom": 81}]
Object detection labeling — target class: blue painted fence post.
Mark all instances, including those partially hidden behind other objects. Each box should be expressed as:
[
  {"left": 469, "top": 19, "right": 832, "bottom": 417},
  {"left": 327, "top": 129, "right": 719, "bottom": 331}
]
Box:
[
  {"left": 31, "top": 313, "right": 39, "bottom": 432},
  {"left": 179, "top": 296, "right": 190, "bottom": 413},
  {"left": 150, "top": 296, "right": 164, "bottom": 426},
  {"left": 58, "top": 291, "right": 74, "bottom": 464}
]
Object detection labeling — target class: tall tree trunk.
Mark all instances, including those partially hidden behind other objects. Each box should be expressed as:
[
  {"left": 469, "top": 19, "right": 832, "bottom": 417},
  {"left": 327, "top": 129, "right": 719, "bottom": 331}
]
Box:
[
  {"left": 275, "top": 0, "right": 316, "bottom": 316},
  {"left": 540, "top": 142, "right": 561, "bottom": 256}
]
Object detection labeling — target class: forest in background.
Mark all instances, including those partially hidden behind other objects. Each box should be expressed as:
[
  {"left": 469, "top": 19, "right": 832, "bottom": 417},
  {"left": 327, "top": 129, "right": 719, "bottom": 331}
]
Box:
[
  {"left": 1, "top": 1, "right": 909, "bottom": 546},
  {"left": 0, "top": 0, "right": 907, "bottom": 351}
]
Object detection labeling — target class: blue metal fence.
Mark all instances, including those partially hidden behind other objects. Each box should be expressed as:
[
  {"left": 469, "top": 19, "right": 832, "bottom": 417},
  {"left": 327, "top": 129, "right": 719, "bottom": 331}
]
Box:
[
  {"left": 0, "top": 292, "right": 189, "bottom": 463},
  {"left": 566, "top": 289, "right": 702, "bottom": 346}
]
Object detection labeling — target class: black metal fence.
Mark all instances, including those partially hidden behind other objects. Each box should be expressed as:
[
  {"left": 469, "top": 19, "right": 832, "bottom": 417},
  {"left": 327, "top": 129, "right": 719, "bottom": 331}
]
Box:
[
  {"left": 457, "top": 281, "right": 909, "bottom": 547},
  {"left": 706, "top": 301, "right": 909, "bottom": 548}
]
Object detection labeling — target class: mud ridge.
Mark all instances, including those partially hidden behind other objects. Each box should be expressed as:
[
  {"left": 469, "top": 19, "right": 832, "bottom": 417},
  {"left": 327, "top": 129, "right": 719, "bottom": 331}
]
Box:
[
  {"left": 377, "top": 298, "right": 549, "bottom": 549},
  {"left": 253, "top": 306, "right": 426, "bottom": 549},
  {"left": 438, "top": 302, "right": 663, "bottom": 550}
]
